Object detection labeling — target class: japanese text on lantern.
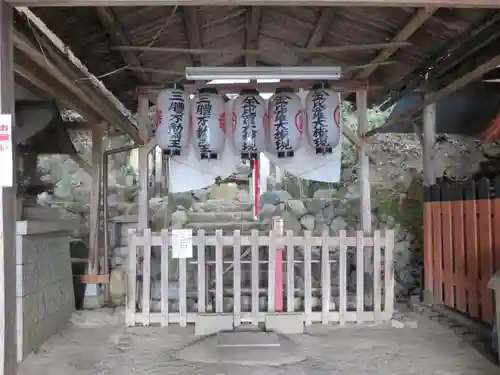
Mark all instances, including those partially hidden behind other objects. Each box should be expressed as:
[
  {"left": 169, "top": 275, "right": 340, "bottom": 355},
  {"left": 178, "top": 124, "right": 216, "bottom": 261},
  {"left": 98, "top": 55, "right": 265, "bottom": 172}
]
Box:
[
  {"left": 167, "top": 90, "right": 185, "bottom": 149},
  {"left": 0, "top": 114, "right": 13, "bottom": 187},
  {"left": 241, "top": 95, "right": 259, "bottom": 153},
  {"left": 272, "top": 96, "right": 292, "bottom": 151},
  {"left": 311, "top": 90, "right": 329, "bottom": 148},
  {"left": 196, "top": 96, "right": 212, "bottom": 153}
]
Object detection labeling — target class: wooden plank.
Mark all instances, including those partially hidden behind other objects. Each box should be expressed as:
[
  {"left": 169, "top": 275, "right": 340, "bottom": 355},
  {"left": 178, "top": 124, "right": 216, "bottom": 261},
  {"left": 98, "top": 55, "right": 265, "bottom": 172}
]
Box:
[
  {"left": 78, "top": 274, "right": 109, "bottom": 284},
  {"left": 355, "top": 7, "right": 436, "bottom": 80},
  {"left": 384, "top": 230, "right": 395, "bottom": 317},
  {"left": 451, "top": 183, "right": 466, "bottom": 312},
  {"left": 339, "top": 230, "right": 347, "bottom": 326},
  {"left": 441, "top": 183, "right": 454, "bottom": 308},
  {"left": 215, "top": 229, "right": 223, "bottom": 313},
  {"left": 251, "top": 229, "right": 259, "bottom": 325},
  {"left": 142, "top": 228, "right": 152, "bottom": 325},
  {"left": 126, "top": 230, "right": 137, "bottom": 326},
  {"left": 268, "top": 228, "right": 276, "bottom": 312},
  {"left": 321, "top": 229, "right": 331, "bottom": 324},
  {"left": 179, "top": 256, "right": 187, "bottom": 327},
  {"left": 286, "top": 230, "right": 295, "bottom": 312},
  {"left": 304, "top": 231, "right": 313, "bottom": 326},
  {"left": 423, "top": 102, "right": 436, "bottom": 185},
  {"left": 423, "top": 187, "right": 434, "bottom": 299},
  {"left": 431, "top": 184, "right": 444, "bottom": 304},
  {"left": 197, "top": 230, "right": 205, "bottom": 313},
  {"left": 233, "top": 230, "right": 242, "bottom": 326},
  {"left": 476, "top": 177, "right": 494, "bottom": 324},
  {"left": 463, "top": 180, "right": 480, "bottom": 318},
  {"left": 160, "top": 229, "right": 169, "bottom": 326},
  {"left": 356, "top": 231, "right": 364, "bottom": 323},
  {"left": 373, "top": 231, "right": 382, "bottom": 322},
  {"left": 88, "top": 128, "right": 103, "bottom": 272}
]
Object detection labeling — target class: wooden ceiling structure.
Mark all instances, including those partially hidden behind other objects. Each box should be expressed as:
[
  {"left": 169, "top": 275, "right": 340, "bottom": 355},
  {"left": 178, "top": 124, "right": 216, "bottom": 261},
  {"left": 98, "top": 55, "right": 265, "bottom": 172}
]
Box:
[{"left": 9, "top": 2, "right": 500, "bottom": 134}]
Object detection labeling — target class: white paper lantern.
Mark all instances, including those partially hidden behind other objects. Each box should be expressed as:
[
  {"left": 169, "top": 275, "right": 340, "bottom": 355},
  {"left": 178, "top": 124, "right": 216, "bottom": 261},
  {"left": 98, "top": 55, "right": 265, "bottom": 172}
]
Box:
[
  {"left": 155, "top": 84, "right": 190, "bottom": 156},
  {"left": 305, "top": 83, "right": 341, "bottom": 154},
  {"left": 268, "top": 88, "right": 303, "bottom": 158},
  {"left": 192, "top": 88, "right": 226, "bottom": 159},
  {"left": 232, "top": 89, "right": 267, "bottom": 159}
]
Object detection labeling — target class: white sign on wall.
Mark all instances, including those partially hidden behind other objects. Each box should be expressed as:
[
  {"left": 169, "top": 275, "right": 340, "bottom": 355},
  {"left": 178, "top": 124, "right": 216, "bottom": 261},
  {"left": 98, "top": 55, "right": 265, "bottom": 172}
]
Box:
[
  {"left": 171, "top": 229, "right": 193, "bottom": 259},
  {"left": 0, "top": 114, "right": 13, "bottom": 188}
]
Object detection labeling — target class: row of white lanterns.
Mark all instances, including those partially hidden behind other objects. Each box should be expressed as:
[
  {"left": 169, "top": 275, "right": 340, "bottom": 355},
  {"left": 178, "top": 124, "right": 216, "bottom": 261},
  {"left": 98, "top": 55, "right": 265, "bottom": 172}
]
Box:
[{"left": 155, "top": 83, "right": 342, "bottom": 159}]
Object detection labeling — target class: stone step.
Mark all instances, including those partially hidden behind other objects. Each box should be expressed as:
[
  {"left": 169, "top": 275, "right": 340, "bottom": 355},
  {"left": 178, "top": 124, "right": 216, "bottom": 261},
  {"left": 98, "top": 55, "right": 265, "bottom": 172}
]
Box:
[
  {"left": 186, "top": 221, "right": 268, "bottom": 232},
  {"left": 195, "top": 200, "right": 253, "bottom": 213},
  {"left": 188, "top": 211, "right": 254, "bottom": 223}
]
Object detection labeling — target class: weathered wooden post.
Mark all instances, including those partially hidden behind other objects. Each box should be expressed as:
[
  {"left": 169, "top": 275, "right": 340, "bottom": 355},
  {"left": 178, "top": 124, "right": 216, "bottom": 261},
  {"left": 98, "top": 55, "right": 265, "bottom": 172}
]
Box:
[
  {"left": 488, "top": 271, "right": 500, "bottom": 363},
  {"left": 0, "top": 1, "right": 17, "bottom": 373}
]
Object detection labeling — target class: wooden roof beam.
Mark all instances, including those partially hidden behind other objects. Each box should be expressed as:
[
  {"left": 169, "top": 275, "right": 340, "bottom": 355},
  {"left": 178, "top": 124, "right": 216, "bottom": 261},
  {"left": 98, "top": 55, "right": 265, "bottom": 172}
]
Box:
[
  {"left": 297, "top": 8, "right": 335, "bottom": 65},
  {"left": 182, "top": 7, "right": 203, "bottom": 66},
  {"left": 355, "top": 7, "right": 436, "bottom": 80},
  {"left": 366, "top": 49, "right": 500, "bottom": 138},
  {"left": 9, "top": 0, "right": 500, "bottom": 7},
  {"left": 95, "top": 7, "right": 149, "bottom": 83},
  {"left": 245, "top": 7, "right": 261, "bottom": 66}
]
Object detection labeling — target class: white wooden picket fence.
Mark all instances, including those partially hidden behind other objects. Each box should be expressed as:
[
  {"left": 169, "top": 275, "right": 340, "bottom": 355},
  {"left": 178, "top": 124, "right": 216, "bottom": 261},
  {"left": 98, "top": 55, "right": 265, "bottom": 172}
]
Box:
[{"left": 126, "top": 228, "right": 395, "bottom": 327}]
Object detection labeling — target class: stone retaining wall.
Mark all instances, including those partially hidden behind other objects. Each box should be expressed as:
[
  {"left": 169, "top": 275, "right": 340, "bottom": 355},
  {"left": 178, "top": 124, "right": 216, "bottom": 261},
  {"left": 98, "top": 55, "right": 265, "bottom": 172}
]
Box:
[{"left": 16, "top": 221, "right": 75, "bottom": 362}]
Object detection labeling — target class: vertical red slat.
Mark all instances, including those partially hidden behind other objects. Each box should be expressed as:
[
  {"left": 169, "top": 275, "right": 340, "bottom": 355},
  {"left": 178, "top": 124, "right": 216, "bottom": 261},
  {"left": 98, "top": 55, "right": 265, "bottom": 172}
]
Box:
[
  {"left": 451, "top": 182, "right": 466, "bottom": 312},
  {"left": 423, "top": 186, "right": 434, "bottom": 299},
  {"left": 464, "top": 180, "right": 479, "bottom": 318},
  {"left": 431, "top": 184, "right": 443, "bottom": 304},
  {"left": 477, "top": 178, "right": 493, "bottom": 324},
  {"left": 441, "top": 184, "right": 454, "bottom": 308},
  {"left": 494, "top": 176, "right": 500, "bottom": 278}
]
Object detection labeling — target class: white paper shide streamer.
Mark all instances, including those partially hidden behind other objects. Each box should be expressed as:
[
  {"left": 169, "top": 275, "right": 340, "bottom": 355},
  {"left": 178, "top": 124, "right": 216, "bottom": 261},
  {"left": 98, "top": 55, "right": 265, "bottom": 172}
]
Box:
[
  {"left": 155, "top": 85, "right": 191, "bottom": 156},
  {"left": 268, "top": 87, "right": 303, "bottom": 158},
  {"left": 192, "top": 88, "right": 226, "bottom": 160},
  {"left": 231, "top": 89, "right": 267, "bottom": 159},
  {"left": 305, "top": 83, "right": 341, "bottom": 154}
]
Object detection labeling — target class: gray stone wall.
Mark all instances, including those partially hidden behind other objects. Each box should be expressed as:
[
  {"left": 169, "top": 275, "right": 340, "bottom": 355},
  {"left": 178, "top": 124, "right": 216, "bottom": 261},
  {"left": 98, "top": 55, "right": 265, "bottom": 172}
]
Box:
[{"left": 16, "top": 229, "right": 75, "bottom": 362}]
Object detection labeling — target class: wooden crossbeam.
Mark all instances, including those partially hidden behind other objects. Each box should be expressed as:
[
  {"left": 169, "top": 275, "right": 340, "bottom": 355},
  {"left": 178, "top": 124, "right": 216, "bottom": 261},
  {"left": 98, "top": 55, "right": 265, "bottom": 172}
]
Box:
[
  {"left": 355, "top": 7, "right": 436, "bottom": 80},
  {"left": 245, "top": 6, "right": 261, "bottom": 66},
  {"left": 95, "top": 7, "right": 149, "bottom": 83},
  {"left": 9, "top": 0, "right": 500, "bottom": 8},
  {"left": 113, "top": 41, "right": 411, "bottom": 55}
]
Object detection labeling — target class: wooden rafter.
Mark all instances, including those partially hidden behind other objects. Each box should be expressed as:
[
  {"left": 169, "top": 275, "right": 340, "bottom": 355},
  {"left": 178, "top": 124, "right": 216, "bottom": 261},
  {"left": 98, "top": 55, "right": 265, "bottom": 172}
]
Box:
[
  {"left": 9, "top": 0, "right": 500, "bottom": 8},
  {"left": 297, "top": 8, "right": 335, "bottom": 65},
  {"left": 245, "top": 6, "right": 261, "bottom": 66},
  {"left": 182, "top": 6, "right": 203, "bottom": 66},
  {"left": 366, "top": 50, "right": 500, "bottom": 138},
  {"left": 95, "top": 7, "right": 149, "bottom": 83},
  {"left": 355, "top": 7, "right": 436, "bottom": 81}
]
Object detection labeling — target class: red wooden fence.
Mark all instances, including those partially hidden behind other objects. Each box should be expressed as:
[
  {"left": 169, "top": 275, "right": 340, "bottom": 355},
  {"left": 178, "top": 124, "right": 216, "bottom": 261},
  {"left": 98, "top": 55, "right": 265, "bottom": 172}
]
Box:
[{"left": 424, "top": 177, "right": 500, "bottom": 325}]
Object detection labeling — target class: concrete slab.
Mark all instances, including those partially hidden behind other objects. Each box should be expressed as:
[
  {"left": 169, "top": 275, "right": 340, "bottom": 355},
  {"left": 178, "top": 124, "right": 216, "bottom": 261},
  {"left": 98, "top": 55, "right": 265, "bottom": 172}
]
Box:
[
  {"left": 174, "top": 331, "right": 306, "bottom": 366},
  {"left": 265, "top": 312, "right": 304, "bottom": 334},
  {"left": 194, "top": 313, "right": 233, "bottom": 336}
]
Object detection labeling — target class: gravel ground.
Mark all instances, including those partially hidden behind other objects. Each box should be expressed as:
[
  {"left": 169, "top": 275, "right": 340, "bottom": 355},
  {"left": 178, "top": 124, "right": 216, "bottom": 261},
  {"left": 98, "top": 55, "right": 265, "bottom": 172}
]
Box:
[{"left": 17, "top": 307, "right": 499, "bottom": 375}]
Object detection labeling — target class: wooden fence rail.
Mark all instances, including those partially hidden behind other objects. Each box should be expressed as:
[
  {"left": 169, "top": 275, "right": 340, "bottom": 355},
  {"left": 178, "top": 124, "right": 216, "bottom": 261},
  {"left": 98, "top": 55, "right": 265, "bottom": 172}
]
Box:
[
  {"left": 126, "top": 229, "right": 395, "bottom": 327},
  {"left": 424, "top": 177, "right": 500, "bottom": 325}
]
